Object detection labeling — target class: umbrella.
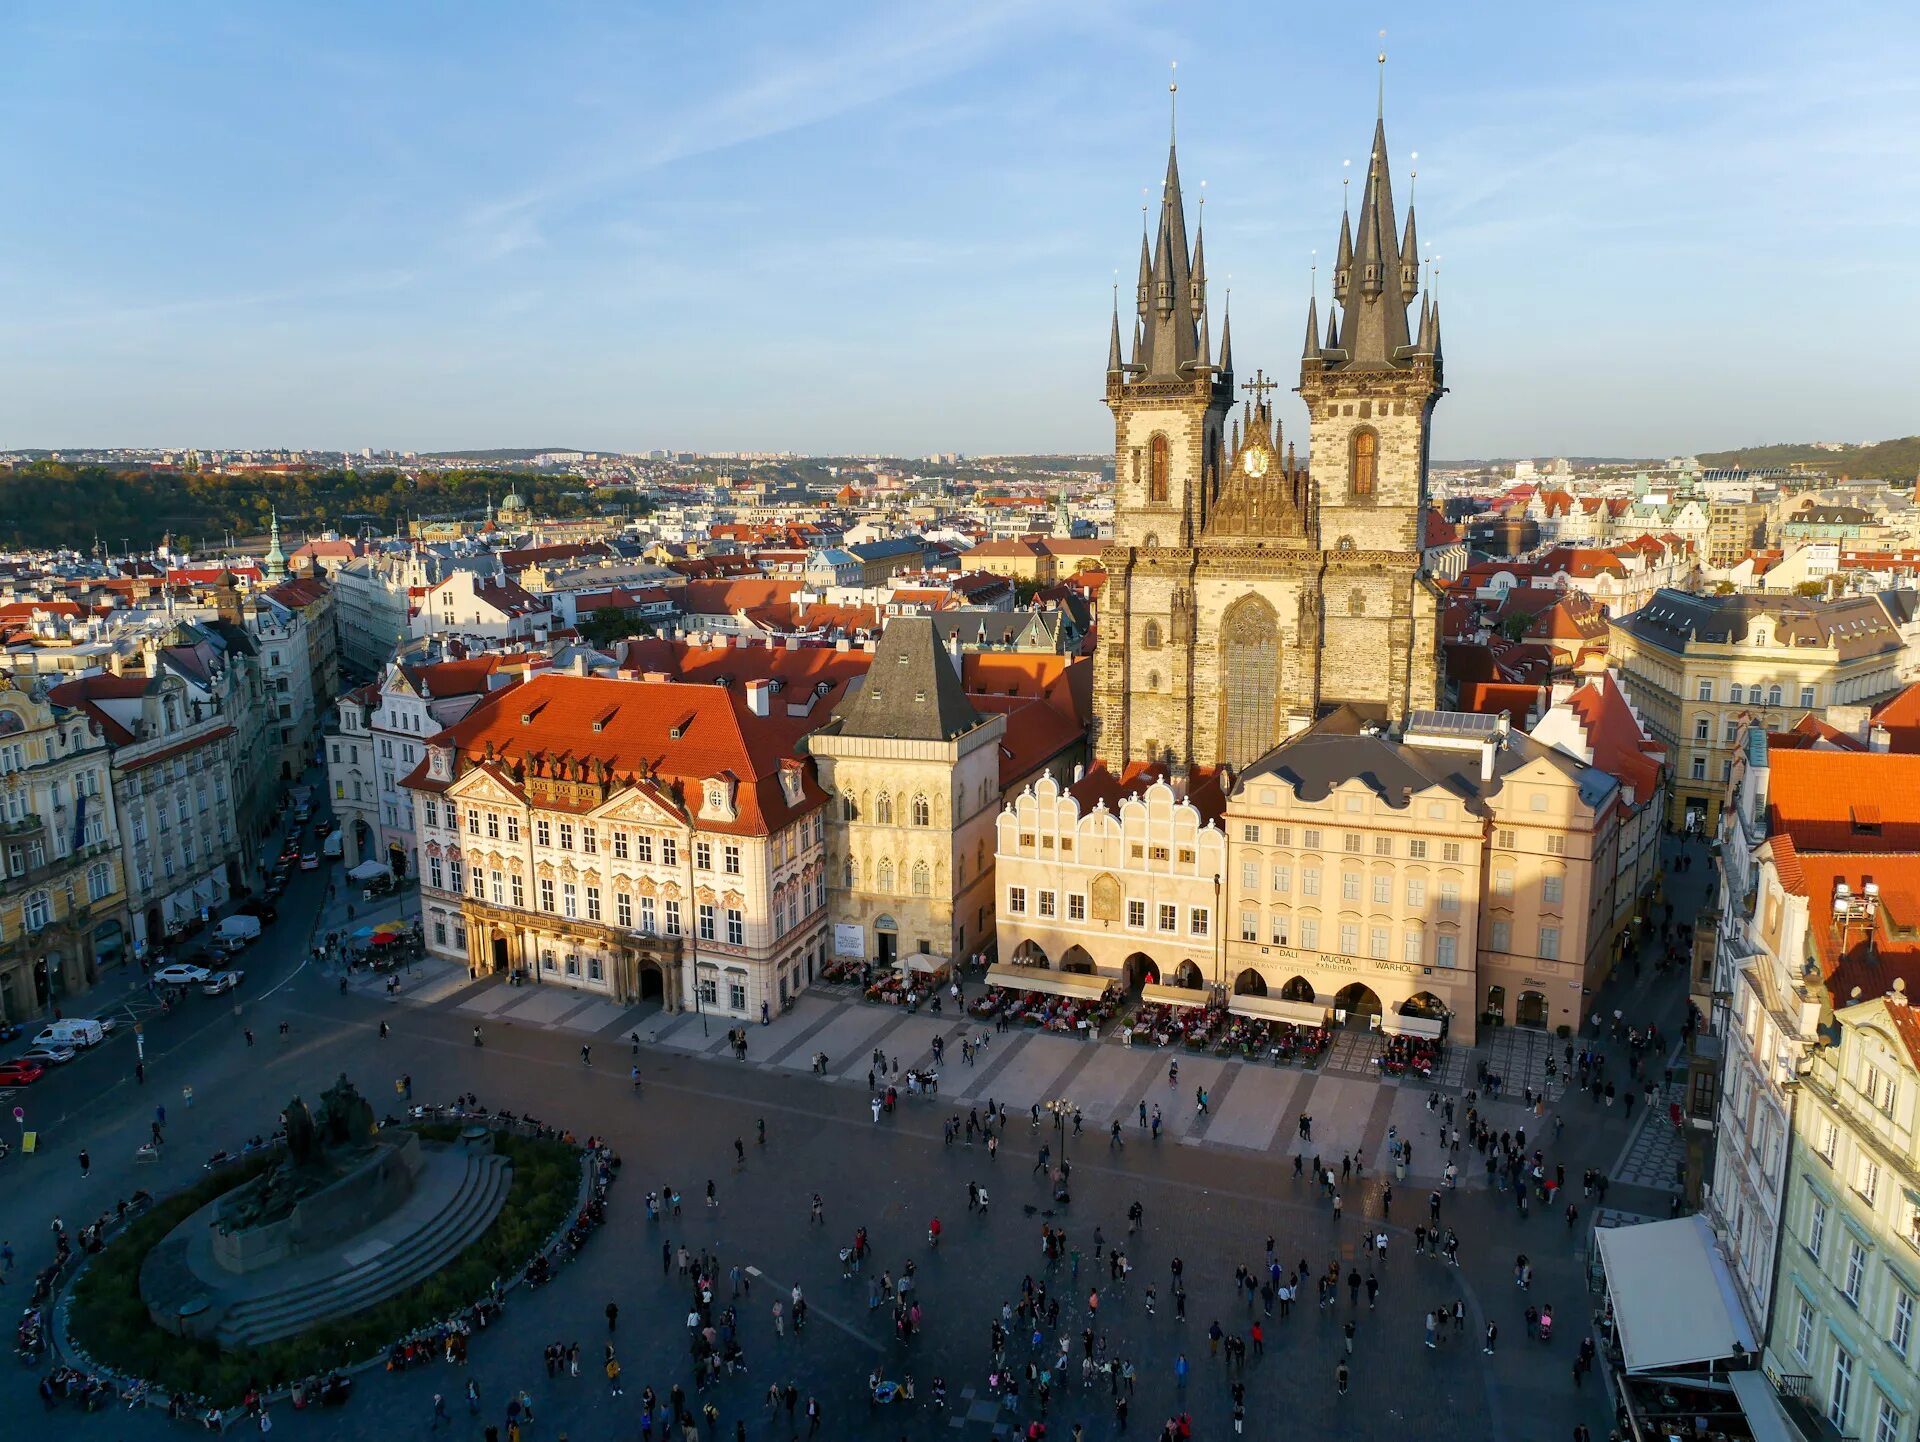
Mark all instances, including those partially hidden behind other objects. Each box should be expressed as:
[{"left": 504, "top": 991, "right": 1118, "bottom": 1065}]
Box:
[{"left": 352, "top": 926, "right": 377, "bottom": 940}]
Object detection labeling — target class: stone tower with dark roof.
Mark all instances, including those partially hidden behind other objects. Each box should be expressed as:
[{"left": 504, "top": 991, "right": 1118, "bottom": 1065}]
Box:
[{"left": 1093, "top": 76, "right": 1443, "bottom": 776}]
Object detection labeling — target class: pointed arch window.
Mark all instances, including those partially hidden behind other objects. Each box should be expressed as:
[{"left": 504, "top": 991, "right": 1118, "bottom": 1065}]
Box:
[
  {"left": 876, "top": 859, "right": 894, "bottom": 893},
  {"left": 874, "top": 792, "right": 894, "bottom": 825},
  {"left": 1220, "top": 595, "right": 1281, "bottom": 770},
  {"left": 1142, "top": 620, "right": 1162, "bottom": 650},
  {"left": 911, "top": 862, "right": 931, "bottom": 897},
  {"left": 911, "top": 794, "right": 931, "bottom": 827},
  {"left": 1148, "top": 434, "right": 1170, "bottom": 504},
  {"left": 1350, "top": 429, "right": 1378, "bottom": 498}
]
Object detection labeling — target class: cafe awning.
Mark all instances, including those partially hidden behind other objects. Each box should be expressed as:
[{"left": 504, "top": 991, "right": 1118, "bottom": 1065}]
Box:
[
  {"left": 985, "top": 965, "right": 1113, "bottom": 1001},
  {"left": 1227, "top": 994, "right": 1328, "bottom": 1026},
  {"left": 1727, "top": 1370, "right": 1802, "bottom": 1442},
  {"left": 903, "top": 953, "right": 950, "bottom": 976},
  {"left": 1380, "top": 1012, "right": 1445, "bottom": 1038},
  {"left": 348, "top": 860, "right": 394, "bottom": 882},
  {"left": 1141, "top": 982, "right": 1209, "bottom": 1010},
  {"left": 1594, "top": 1215, "right": 1755, "bottom": 1373}
]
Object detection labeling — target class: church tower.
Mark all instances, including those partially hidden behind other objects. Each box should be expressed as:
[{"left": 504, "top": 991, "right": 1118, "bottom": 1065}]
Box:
[
  {"left": 1092, "top": 114, "right": 1234, "bottom": 770},
  {"left": 1295, "top": 98, "right": 1444, "bottom": 721}
]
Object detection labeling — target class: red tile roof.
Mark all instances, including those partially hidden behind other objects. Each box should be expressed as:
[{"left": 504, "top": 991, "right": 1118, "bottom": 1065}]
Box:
[
  {"left": 1874, "top": 682, "right": 1920, "bottom": 755},
  {"left": 1788, "top": 850, "right": 1920, "bottom": 1018},
  {"left": 1561, "top": 672, "right": 1665, "bottom": 807},
  {"left": 407, "top": 672, "right": 826, "bottom": 836},
  {"left": 972, "top": 694, "right": 1084, "bottom": 788},
  {"left": 1766, "top": 751, "right": 1920, "bottom": 852}
]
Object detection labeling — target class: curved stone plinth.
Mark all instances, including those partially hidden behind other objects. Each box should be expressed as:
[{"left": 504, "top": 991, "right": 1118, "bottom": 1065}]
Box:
[{"left": 141, "top": 1139, "right": 511, "bottom": 1349}]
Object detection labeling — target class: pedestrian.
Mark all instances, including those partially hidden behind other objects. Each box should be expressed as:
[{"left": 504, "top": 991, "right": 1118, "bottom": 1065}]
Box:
[
  {"left": 1173, "top": 1353, "right": 1188, "bottom": 1397},
  {"left": 607, "top": 1352, "right": 624, "bottom": 1396},
  {"left": 1424, "top": 1310, "right": 1437, "bottom": 1348},
  {"left": 1484, "top": 1322, "right": 1498, "bottom": 1354},
  {"left": 582, "top": 1045, "right": 592, "bottom": 1067},
  {"left": 430, "top": 1393, "right": 450, "bottom": 1431},
  {"left": 135, "top": 1060, "right": 145, "bottom": 1085},
  {"left": 1336, "top": 1360, "right": 1349, "bottom": 1396},
  {"left": 244, "top": 1029, "right": 254, "bottom": 1047},
  {"left": 77, "top": 1149, "right": 90, "bottom": 1178},
  {"left": 606, "top": 1300, "right": 619, "bottom": 1332},
  {"left": 183, "top": 1085, "right": 194, "bottom": 1108},
  {"left": 468, "top": 1379, "right": 481, "bottom": 1414}
]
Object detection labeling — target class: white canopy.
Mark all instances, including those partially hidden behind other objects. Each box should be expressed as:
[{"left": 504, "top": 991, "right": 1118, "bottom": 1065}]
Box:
[
  {"left": 903, "top": 953, "right": 950, "bottom": 976},
  {"left": 1380, "top": 1012, "right": 1446, "bottom": 1038},
  {"left": 1593, "top": 1215, "right": 1756, "bottom": 1373},
  {"left": 1141, "top": 982, "right": 1209, "bottom": 1010},
  {"left": 1728, "top": 1370, "right": 1802, "bottom": 1442},
  {"left": 1228, "top": 994, "right": 1328, "bottom": 1026},
  {"left": 347, "top": 860, "right": 394, "bottom": 882},
  {"left": 985, "top": 965, "right": 1113, "bottom": 1002}
]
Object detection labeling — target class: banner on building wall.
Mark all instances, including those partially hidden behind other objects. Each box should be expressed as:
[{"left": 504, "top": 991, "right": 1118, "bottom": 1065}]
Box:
[{"left": 833, "top": 924, "right": 864, "bottom": 959}]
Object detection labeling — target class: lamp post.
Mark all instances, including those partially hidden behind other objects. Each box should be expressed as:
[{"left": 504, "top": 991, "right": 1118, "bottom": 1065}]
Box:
[{"left": 1046, "top": 1097, "right": 1075, "bottom": 1169}]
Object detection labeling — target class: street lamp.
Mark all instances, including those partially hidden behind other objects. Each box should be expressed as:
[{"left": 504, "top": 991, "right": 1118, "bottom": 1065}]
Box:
[{"left": 1045, "top": 1097, "right": 1076, "bottom": 1169}]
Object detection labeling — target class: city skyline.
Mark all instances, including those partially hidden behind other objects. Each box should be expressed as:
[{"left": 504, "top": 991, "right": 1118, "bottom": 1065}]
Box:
[{"left": 4, "top": 0, "right": 1916, "bottom": 457}]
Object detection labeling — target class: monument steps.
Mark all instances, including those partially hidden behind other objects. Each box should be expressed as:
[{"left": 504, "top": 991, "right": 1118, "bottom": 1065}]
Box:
[{"left": 214, "top": 1149, "right": 511, "bottom": 1348}]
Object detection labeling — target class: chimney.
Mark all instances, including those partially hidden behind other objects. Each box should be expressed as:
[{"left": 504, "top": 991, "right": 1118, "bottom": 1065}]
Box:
[
  {"left": 1481, "top": 738, "right": 1497, "bottom": 784},
  {"left": 745, "top": 679, "right": 771, "bottom": 717},
  {"left": 573, "top": 652, "right": 588, "bottom": 676},
  {"left": 1871, "top": 725, "right": 1892, "bottom": 753}
]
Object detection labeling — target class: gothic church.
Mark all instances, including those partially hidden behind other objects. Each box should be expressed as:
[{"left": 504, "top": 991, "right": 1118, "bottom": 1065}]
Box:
[{"left": 1091, "top": 96, "right": 1445, "bottom": 774}]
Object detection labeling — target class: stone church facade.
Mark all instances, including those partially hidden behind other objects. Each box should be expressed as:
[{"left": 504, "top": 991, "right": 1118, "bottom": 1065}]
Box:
[{"left": 1092, "top": 107, "right": 1445, "bottom": 774}]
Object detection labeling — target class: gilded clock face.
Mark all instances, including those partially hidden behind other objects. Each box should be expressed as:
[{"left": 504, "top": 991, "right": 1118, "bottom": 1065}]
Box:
[{"left": 1243, "top": 447, "right": 1269, "bottom": 479}]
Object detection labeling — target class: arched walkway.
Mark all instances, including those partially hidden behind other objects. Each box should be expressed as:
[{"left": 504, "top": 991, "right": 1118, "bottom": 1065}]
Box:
[
  {"left": 1334, "top": 982, "right": 1382, "bottom": 1022},
  {"left": 1059, "top": 945, "right": 1096, "bottom": 975},
  {"left": 1011, "top": 939, "right": 1049, "bottom": 968},
  {"left": 1232, "top": 968, "right": 1267, "bottom": 997},
  {"left": 1280, "top": 976, "right": 1316, "bottom": 1003},
  {"left": 1123, "top": 953, "right": 1160, "bottom": 992},
  {"left": 1173, "top": 959, "right": 1205, "bottom": 990},
  {"left": 1399, "top": 991, "right": 1448, "bottom": 1019}
]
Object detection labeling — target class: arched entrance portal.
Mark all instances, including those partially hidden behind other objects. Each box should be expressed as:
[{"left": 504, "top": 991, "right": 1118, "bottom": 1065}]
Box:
[
  {"left": 1515, "top": 990, "right": 1549, "bottom": 1029},
  {"left": 637, "top": 959, "right": 665, "bottom": 1003},
  {"left": 387, "top": 841, "right": 409, "bottom": 878},
  {"left": 1059, "top": 945, "right": 1096, "bottom": 975},
  {"left": 1011, "top": 939, "right": 1048, "bottom": 968},
  {"left": 875, "top": 915, "right": 899, "bottom": 969},
  {"left": 1281, "top": 976, "right": 1316, "bottom": 1003},
  {"left": 1123, "top": 953, "right": 1160, "bottom": 992},
  {"left": 1232, "top": 968, "right": 1268, "bottom": 997},
  {"left": 489, "top": 930, "right": 510, "bottom": 975},
  {"left": 1399, "top": 991, "right": 1448, "bottom": 1019},
  {"left": 1334, "top": 983, "right": 1382, "bottom": 1024},
  {"left": 1173, "top": 959, "right": 1205, "bottom": 990}
]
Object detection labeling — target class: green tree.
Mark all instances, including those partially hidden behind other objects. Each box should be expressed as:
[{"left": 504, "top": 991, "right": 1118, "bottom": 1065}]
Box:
[{"left": 579, "top": 608, "right": 648, "bottom": 649}]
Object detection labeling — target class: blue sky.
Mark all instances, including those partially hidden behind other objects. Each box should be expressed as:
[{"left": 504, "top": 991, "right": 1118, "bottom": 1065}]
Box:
[{"left": 3, "top": 1, "right": 1916, "bottom": 459}]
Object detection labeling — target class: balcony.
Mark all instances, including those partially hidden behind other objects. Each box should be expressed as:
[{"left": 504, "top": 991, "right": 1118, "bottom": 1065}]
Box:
[
  {"left": 1, "top": 813, "right": 46, "bottom": 837},
  {"left": 1766, "top": 1371, "right": 1853, "bottom": 1442}
]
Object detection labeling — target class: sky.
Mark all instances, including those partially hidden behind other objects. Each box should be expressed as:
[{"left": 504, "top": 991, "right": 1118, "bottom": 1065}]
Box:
[{"left": 3, "top": 0, "right": 1917, "bottom": 460}]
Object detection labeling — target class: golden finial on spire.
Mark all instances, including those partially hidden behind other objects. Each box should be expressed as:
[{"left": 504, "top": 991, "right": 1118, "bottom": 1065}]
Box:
[
  {"left": 1377, "top": 30, "right": 1387, "bottom": 118},
  {"left": 1169, "top": 59, "right": 1178, "bottom": 142}
]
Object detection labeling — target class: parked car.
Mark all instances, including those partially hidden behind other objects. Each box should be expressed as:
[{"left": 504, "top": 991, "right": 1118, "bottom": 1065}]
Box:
[
  {"left": 299, "top": 852, "right": 320, "bottom": 871},
  {"left": 0, "top": 1020, "right": 22, "bottom": 1044},
  {"left": 0, "top": 1059, "right": 47, "bottom": 1085},
  {"left": 17, "top": 1044, "right": 77, "bottom": 1067},
  {"left": 236, "top": 899, "right": 279, "bottom": 926},
  {"left": 153, "top": 963, "right": 213, "bottom": 986},
  {"left": 202, "top": 970, "right": 245, "bottom": 996}
]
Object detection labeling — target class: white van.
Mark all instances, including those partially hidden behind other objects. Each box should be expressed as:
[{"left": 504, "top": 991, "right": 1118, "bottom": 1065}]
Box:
[
  {"left": 322, "top": 829, "right": 343, "bottom": 859},
  {"left": 213, "top": 914, "right": 263, "bottom": 951},
  {"left": 34, "top": 1019, "right": 106, "bottom": 1050}
]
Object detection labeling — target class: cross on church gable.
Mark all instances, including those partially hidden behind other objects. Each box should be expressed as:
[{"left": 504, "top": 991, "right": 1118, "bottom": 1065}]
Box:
[{"left": 1241, "top": 369, "right": 1277, "bottom": 406}]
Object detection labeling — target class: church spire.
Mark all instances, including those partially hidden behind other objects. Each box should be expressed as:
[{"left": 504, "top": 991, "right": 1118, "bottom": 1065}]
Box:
[
  {"left": 1138, "top": 121, "right": 1201, "bottom": 380},
  {"left": 1217, "top": 295, "right": 1233, "bottom": 376},
  {"left": 1107, "top": 290, "right": 1124, "bottom": 377},
  {"left": 1303, "top": 292, "right": 1322, "bottom": 362},
  {"left": 1327, "top": 99, "right": 1415, "bottom": 368},
  {"left": 264, "top": 508, "right": 288, "bottom": 581}
]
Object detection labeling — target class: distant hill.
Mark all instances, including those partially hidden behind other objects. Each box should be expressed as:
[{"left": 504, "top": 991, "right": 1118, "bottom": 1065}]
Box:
[{"left": 1695, "top": 436, "right": 1920, "bottom": 479}]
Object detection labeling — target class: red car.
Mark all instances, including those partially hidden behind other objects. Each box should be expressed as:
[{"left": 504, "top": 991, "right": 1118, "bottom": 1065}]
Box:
[{"left": 0, "top": 1059, "right": 48, "bottom": 1086}]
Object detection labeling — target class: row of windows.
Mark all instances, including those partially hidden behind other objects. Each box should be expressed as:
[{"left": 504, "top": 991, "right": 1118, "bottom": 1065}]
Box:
[
  {"left": 440, "top": 802, "right": 823, "bottom": 868},
  {"left": 1238, "top": 826, "right": 1461, "bottom": 859},
  {"left": 1795, "top": 1188, "right": 1915, "bottom": 1442},
  {"left": 1697, "top": 679, "right": 1818, "bottom": 707},
  {"left": 843, "top": 793, "right": 935, "bottom": 826},
  {"left": 1006, "top": 887, "right": 1208, "bottom": 937}
]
